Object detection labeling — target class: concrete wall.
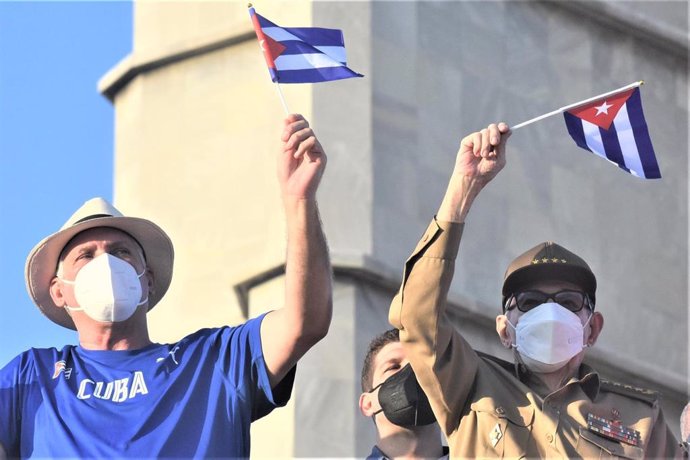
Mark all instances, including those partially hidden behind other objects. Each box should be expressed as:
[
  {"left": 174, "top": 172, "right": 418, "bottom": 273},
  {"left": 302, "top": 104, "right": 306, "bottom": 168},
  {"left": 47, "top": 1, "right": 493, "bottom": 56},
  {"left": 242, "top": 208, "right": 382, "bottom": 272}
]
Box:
[{"left": 101, "top": 1, "right": 688, "bottom": 456}]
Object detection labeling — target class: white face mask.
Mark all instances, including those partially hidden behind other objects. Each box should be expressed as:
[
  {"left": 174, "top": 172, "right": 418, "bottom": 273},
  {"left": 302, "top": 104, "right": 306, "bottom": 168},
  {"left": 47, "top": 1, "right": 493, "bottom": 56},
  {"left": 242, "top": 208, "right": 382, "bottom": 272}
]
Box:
[
  {"left": 507, "top": 302, "right": 591, "bottom": 374},
  {"left": 59, "top": 253, "right": 148, "bottom": 323}
]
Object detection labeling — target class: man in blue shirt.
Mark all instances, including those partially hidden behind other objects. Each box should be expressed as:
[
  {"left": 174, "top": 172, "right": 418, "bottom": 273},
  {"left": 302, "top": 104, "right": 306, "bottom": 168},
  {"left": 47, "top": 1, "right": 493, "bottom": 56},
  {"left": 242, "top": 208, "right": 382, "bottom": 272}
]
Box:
[{"left": 0, "top": 114, "right": 332, "bottom": 458}]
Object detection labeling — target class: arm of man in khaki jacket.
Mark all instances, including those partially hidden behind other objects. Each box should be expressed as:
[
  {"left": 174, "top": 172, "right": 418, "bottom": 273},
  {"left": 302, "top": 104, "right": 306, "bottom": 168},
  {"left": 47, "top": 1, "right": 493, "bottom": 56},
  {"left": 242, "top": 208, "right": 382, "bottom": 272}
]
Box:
[{"left": 389, "top": 122, "right": 510, "bottom": 434}]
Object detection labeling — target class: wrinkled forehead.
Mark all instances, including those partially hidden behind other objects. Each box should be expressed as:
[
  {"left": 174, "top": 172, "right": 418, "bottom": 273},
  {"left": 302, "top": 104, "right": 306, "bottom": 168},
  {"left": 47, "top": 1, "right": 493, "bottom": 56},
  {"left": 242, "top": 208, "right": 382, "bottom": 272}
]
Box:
[{"left": 60, "top": 227, "right": 143, "bottom": 260}]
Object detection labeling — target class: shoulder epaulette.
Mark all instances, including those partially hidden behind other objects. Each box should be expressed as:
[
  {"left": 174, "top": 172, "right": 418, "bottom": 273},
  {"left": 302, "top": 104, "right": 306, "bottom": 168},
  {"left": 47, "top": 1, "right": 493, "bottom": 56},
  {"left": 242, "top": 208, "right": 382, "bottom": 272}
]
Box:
[{"left": 600, "top": 378, "right": 659, "bottom": 405}]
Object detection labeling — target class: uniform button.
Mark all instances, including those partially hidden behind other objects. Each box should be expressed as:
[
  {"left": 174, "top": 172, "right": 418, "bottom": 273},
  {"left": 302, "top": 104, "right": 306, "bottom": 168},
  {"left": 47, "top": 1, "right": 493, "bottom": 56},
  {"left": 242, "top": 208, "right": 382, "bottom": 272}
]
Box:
[
  {"left": 495, "top": 406, "right": 505, "bottom": 415},
  {"left": 547, "top": 434, "right": 554, "bottom": 443}
]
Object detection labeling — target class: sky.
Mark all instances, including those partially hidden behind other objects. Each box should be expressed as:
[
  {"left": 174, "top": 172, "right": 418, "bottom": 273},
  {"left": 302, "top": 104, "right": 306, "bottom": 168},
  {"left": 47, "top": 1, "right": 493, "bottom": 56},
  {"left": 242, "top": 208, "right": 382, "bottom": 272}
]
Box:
[{"left": 0, "top": 2, "right": 133, "bottom": 366}]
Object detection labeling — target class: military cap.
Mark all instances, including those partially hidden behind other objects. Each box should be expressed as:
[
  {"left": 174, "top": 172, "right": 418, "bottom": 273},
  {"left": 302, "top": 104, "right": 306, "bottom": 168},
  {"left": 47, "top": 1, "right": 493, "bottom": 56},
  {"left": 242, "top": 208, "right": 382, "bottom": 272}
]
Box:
[{"left": 502, "top": 241, "right": 596, "bottom": 309}]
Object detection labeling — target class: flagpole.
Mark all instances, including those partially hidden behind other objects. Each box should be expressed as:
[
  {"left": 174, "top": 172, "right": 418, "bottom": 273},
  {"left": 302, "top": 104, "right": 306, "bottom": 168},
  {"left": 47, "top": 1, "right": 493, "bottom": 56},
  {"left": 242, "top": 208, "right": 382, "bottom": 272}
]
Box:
[
  {"left": 274, "top": 82, "right": 290, "bottom": 114},
  {"left": 511, "top": 80, "right": 644, "bottom": 131}
]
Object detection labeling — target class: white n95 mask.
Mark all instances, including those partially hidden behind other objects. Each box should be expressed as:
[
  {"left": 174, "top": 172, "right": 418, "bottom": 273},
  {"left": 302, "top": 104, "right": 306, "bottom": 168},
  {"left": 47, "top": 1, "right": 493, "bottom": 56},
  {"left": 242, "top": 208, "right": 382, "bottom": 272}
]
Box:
[
  {"left": 60, "top": 253, "right": 148, "bottom": 323},
  {"left": 508, "top": 302, "right": 591, "bottom": 374}
]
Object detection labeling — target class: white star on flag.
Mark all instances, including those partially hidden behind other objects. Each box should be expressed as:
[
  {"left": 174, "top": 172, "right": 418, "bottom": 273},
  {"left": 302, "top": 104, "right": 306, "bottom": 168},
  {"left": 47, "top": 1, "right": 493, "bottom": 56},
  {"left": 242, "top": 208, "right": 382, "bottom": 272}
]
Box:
[{"left": 594, "top": 100, "right": 613, "bottom": 116}]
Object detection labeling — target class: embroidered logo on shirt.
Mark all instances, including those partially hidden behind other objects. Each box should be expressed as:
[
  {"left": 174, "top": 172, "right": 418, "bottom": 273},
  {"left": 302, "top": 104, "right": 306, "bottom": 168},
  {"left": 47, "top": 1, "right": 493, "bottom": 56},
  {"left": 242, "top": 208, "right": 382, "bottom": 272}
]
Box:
[
  {"left": 52, "top": 360, "right": 73, "bottom": 380},
  {"left": 156, "top": 345, "right": 181, "bottom": 365}
]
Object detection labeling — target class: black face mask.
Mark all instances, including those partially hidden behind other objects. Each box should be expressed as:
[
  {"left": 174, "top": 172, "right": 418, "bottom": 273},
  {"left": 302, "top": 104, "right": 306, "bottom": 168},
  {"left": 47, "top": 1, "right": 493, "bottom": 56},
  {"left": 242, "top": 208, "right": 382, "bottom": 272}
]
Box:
[{"left": 370, "top": 363, "right": 436, "bottom": 427}]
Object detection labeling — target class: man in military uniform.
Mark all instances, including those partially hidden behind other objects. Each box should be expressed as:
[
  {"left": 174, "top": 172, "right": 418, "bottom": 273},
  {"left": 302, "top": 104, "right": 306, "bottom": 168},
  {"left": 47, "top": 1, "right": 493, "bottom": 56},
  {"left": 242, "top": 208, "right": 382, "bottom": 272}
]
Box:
[{"left": 389, "top": 122, "right": 683, "bottom": 458}]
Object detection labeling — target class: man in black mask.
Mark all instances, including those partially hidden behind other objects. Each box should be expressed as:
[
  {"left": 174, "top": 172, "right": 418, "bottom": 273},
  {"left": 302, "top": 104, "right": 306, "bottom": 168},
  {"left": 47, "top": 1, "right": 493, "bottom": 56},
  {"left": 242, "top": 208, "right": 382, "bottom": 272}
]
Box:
[{"left": 358, "top": 329, "right": 448, "bottom": 460}]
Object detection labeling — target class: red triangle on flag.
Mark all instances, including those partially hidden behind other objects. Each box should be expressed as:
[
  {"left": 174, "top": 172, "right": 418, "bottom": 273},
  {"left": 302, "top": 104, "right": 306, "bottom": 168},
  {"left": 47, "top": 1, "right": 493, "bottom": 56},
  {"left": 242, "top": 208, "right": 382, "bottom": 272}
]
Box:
[
  {"left": 260, "top": 34, "right": 286, "bottom": 69},
  {"left": 566, "top": 88, "right": 635, "bottom": 130}
]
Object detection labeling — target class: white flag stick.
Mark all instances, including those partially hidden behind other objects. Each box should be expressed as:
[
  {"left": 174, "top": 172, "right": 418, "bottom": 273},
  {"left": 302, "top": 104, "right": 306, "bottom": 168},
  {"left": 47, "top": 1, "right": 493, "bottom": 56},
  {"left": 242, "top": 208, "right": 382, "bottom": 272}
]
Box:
[
  {"left": 511, "top": 80, "right": 644, "bottom": 131},
  {"left": 274, "top": 82, "right": 290, "bottom": 115}
]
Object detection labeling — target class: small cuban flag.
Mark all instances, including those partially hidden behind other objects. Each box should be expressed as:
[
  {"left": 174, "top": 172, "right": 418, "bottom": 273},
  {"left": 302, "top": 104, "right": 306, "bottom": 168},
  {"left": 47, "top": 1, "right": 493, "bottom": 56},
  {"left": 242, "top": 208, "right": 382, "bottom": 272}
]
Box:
[
  {"left": 563, "top": 86, "right": 660, "bottom": 179},
  {"left": 249, "top": 5, "right": 363, "bottom": 84}
]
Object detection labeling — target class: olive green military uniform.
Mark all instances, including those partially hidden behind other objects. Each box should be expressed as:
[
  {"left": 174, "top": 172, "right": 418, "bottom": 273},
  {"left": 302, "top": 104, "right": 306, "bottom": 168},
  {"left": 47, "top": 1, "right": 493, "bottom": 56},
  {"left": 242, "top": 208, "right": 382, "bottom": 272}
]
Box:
[{"left": 389, "top": 219, "right": 683, "bottom": 459}]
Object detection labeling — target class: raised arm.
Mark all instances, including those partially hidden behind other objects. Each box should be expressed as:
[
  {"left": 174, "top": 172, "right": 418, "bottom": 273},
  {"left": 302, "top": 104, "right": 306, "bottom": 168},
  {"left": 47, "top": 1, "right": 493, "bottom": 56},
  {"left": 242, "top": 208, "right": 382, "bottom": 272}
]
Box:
[
  {"left": 388, "top": 123, "right": 510, "bottom": 434},
  {"left": 260, "top": 114, "right": 333, "bottom": 388}
]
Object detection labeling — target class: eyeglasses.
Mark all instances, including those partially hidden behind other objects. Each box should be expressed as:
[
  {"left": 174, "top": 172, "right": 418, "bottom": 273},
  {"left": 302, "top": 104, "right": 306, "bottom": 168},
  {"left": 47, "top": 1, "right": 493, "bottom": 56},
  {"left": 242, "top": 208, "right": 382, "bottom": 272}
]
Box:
[{"left": 505, "top": 289, "right": 592, "bottom": 313}]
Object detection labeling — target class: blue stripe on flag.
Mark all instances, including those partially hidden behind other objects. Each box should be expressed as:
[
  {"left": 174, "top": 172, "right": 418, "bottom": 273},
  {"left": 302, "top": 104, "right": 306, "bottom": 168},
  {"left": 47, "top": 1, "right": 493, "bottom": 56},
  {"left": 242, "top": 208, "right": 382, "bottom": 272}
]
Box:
[
  {"left": 564, "top": 112, "right": 590, "bottom": 151},
  {"left": 284, "top": 27, "right": 344, "bottom": 47},
  {"left": 275, "top": 66, "right": 361, "bottom": 83},
  {"left": 626, "top": 88, "right": 661, "bottom": 178},
  {"left": 599, "top": 123, "right": 630, "bottom": 174}
]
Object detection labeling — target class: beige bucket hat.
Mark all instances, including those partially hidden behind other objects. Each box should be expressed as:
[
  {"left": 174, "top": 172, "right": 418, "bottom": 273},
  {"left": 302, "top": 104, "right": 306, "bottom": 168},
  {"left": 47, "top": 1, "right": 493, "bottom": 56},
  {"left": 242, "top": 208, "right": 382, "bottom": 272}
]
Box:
[{"left": 25, "top": 197, "right": 174, "bottom": 330}]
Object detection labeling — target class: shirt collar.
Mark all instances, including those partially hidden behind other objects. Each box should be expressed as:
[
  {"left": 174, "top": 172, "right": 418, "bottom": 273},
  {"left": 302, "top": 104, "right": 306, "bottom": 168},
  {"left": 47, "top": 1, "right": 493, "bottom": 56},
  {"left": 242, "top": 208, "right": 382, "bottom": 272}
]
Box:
[
  {"left": 574, "top": 363, "right": 600, "bottom": 400},
  {"left": 521, "top": 363, "right": 601, "bottom": 400}
]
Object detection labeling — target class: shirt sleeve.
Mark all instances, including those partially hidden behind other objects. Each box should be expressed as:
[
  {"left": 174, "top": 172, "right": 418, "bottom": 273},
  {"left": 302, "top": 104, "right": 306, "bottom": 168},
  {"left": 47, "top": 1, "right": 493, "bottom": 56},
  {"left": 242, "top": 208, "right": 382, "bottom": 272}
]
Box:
[
  {"left": 214, "top": 314, "right": 295, "bottom": 422},
  {"left": 388, "top": 217, "right": 480, "bottom": 435},
  {"left": 0, "top": 353, "right": 33, "bottom": 457}
]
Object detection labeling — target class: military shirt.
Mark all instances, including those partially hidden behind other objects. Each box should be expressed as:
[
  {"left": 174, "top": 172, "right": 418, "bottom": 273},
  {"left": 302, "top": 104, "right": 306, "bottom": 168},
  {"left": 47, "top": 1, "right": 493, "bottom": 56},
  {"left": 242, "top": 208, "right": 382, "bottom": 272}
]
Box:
[{"left": 389, "top": 218, "right": 683, "bottom": 459}]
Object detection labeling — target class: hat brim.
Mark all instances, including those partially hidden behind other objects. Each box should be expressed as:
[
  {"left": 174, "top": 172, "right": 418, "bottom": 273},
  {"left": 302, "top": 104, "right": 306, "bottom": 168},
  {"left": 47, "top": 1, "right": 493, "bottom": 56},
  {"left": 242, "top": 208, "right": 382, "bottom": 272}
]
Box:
[
  {"left": 25, "top": 216, "right": 174, "bottom": 330},
  {"left": 502, "top": 264, "right": 597, "bottom": 306}
]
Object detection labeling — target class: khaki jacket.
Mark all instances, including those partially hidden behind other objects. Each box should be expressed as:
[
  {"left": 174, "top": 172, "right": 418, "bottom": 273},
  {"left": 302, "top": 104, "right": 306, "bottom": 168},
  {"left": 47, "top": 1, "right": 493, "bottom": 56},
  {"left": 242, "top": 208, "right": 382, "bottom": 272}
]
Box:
[{"left": 389, "top": 219, "right": 683, "bottom": 459}]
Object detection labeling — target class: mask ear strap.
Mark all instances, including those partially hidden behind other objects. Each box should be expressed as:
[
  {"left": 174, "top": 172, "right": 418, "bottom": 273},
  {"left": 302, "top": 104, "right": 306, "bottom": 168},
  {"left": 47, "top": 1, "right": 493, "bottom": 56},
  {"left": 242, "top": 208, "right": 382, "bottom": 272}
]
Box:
[
  {"left": 582, "top": 311, "right": 594, "bottom": 347},
  {"left": 503, "top": 316, "right": 518, "bottom": 349},
  {"left": 368, "top": 382, "right": 383, "bottom": 394},
  {"left": 511, "top": 348, "right": 530, "bottom": 378}
]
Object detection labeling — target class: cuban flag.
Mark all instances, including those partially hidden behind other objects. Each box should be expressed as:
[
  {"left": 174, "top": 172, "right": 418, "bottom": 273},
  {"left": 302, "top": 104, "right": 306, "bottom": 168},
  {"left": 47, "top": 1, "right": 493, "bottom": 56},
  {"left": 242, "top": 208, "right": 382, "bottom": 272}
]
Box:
[
  {"left": 249, "top": 6, "right": 363, "bottom": 84},
  {"left": 563, "top": 87, "right": 660, "bottom": 179}
]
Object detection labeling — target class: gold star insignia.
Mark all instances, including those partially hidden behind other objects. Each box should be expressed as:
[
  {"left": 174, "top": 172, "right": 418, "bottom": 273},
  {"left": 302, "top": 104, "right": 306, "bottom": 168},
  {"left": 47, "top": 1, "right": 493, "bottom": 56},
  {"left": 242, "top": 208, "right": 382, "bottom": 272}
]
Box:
[
  {"left": 542, "top": 257, "right": 549, "bottom": 263},
  {"left": 551, "top": 258, "right": 559, "bottom": 263},
  {"left": 531, "top": 259, "right": 539, "bottom": 264}
]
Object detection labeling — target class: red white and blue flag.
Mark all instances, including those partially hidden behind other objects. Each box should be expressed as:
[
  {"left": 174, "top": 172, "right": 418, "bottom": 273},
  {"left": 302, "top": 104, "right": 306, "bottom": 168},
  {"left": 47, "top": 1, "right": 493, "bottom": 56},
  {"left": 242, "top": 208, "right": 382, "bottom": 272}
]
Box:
[
  {"left": 563, "top": 87, "right": 660, "bottom": 179},
  {"left": 249, "top": 6, "right": 363, "bottom": 84}
]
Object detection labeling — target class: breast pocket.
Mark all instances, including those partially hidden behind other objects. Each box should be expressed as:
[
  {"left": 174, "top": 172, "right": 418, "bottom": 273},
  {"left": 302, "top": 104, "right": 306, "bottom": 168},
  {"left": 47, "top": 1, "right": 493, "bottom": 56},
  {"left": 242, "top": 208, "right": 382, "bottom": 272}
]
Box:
[
  {"left": 470, "top": 400, "right": 535, "bottom": 459},
  {"left": 577, "top": 427, "right": 644, "bottom": 459}
]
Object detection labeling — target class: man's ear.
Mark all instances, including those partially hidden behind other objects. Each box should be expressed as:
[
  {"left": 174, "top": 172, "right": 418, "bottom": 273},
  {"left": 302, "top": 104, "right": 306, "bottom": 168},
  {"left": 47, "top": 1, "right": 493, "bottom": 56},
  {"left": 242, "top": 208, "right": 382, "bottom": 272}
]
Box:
[
  {"left": 586, "top": 311, "right": 604, "bottom": 346},
  {"left": 49, "top": 277, "right": 66, "bottom": 308},
  {"left": 496, "top": 314, "right": 513, "bottom": 349},
  {"left": 359, "top": 391, "right": 376, "bottom": 417},
  {"left": 146, "top": 268, "right": 155, "bottom": 296}
]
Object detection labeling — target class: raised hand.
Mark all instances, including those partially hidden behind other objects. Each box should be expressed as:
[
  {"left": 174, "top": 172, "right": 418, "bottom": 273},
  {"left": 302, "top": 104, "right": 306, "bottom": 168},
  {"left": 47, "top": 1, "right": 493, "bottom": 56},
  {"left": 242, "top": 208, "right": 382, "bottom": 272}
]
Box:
[
  {"left": 454, "top": 122, "right": 510, "bottom": 185},
  {"left": 278, "top": 114, "right": 327, "bottom": 201},
  {"left": 438, "top": 122, "right": 511, "bottom": 223}
]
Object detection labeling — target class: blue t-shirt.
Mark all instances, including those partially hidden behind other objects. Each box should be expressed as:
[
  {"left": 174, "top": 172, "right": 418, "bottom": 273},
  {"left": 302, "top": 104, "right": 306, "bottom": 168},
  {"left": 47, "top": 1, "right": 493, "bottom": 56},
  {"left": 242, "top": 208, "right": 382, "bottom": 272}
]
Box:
[{"left": 0, "top": 314, "right": 294, "bottom": 458}]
